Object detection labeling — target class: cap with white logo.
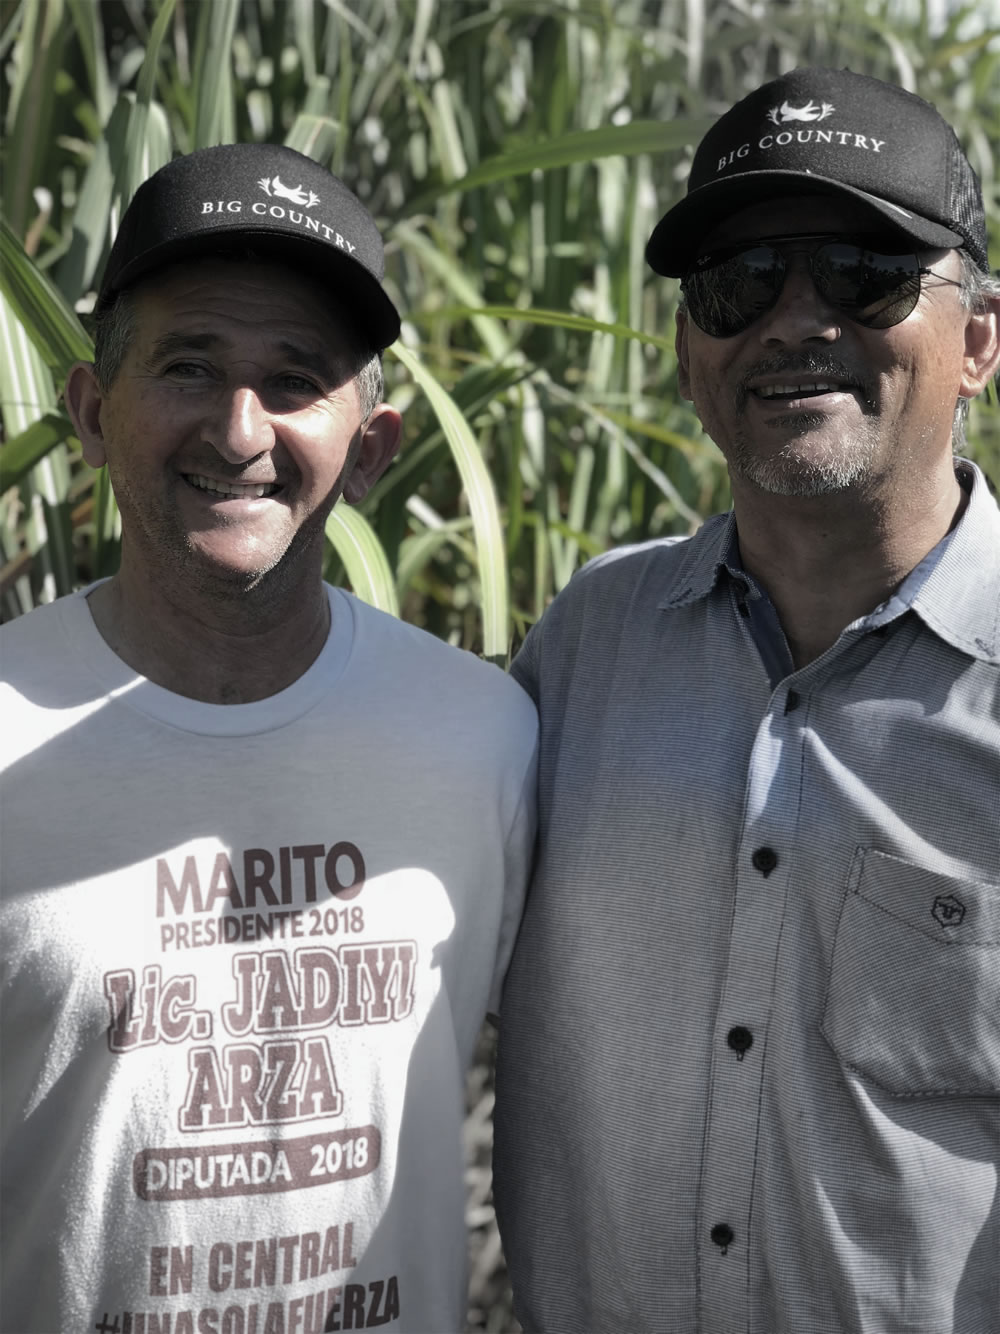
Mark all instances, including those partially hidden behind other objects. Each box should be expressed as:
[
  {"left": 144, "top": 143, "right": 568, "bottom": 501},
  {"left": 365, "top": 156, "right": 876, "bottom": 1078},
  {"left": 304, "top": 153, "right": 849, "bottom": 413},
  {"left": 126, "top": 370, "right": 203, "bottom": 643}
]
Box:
[
  {"left": 646, "top": 67, "right": 990, "bottom": 278},
  {"left": 99, "top": 142, "right": 401, "bottom": 350}
]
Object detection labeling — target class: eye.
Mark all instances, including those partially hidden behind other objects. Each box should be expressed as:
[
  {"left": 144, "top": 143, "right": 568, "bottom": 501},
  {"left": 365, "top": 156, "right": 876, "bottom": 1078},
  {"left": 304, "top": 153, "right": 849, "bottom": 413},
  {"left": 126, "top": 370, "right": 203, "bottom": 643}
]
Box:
[
  {"left": 164, "top": 360, "right": 211, "bottom": 380},
  {"left": 276, "top": 372, "right": 324, "bottom": 397}
]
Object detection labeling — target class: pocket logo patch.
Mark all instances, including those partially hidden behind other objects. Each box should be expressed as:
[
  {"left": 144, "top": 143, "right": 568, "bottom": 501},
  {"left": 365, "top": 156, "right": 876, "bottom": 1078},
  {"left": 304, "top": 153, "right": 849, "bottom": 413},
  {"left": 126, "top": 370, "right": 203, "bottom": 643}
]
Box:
[{"left": 931, "top": 893, "right": 966, "bottom": 929}]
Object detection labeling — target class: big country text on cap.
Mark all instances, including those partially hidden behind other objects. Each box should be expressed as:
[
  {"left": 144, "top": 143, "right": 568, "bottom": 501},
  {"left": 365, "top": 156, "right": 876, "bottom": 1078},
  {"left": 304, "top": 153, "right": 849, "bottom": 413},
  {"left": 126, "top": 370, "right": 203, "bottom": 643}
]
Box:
[
  {"left": 646, "top": 67, "right": 990, "bottom": 279},
  {"left": 99, "top": 142, "right": 401, "bottom": 351}
]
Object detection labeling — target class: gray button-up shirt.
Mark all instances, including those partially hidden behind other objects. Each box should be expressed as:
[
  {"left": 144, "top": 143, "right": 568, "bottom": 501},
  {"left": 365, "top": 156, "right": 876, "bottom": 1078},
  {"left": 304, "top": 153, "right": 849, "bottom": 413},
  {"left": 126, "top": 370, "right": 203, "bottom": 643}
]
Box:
[{"left": 494, "top": 462, "right": 1000, "bottom": 1334}]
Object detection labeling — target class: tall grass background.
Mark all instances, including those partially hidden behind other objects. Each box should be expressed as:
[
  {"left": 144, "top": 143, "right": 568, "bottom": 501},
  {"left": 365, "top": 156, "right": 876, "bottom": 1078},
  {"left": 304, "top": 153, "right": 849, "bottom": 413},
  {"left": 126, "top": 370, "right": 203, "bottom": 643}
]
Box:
[{"left": 2, "top": 1, "right": 998, "bottom": 1326}]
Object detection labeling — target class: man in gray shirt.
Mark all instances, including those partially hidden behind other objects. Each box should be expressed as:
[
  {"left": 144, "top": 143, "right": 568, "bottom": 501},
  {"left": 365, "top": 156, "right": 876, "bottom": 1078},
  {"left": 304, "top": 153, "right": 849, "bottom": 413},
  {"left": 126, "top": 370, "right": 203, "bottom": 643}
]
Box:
[{"left": 494, "top": 67, "right": 1000, "bottom": 1334}]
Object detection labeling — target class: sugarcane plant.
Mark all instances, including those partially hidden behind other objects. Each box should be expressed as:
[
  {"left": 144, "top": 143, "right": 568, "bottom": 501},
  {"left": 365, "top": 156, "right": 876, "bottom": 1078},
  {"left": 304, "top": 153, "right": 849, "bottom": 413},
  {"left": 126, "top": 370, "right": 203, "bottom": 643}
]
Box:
[{"left": 2, "top": 0, "right": 998, "bottom": 663}]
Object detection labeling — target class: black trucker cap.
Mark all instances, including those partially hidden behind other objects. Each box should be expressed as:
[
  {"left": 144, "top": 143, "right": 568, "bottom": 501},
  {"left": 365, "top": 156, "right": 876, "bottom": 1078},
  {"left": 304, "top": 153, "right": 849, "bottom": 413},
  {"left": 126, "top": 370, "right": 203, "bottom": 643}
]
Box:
[
  {"left": 99, "top": 142, "right": 401, "bottom": 350},
  {"left": 646, "top": 67, "right": 990, "bottom": 278}
]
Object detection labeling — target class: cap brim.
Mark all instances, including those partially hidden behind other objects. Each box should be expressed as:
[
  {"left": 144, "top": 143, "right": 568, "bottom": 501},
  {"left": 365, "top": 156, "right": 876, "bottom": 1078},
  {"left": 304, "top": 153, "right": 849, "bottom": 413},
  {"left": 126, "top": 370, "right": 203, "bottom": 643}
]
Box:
[
  {"left": 102, "top": 229, "right": 402, "bottom": 350},
  {"left": 646, "top": 171, "right": 965, "bottom": 277}
]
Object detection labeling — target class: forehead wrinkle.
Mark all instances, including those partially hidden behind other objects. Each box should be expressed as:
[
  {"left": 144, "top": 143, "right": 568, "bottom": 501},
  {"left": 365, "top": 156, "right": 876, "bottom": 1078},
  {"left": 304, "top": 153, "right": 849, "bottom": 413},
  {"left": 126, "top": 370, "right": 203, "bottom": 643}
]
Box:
[
  {"left": 136, "top": 263, "right": 359, "bottom": 367},
  {"left": 149, "top": 330, "right": 222, "bottom": 359}
]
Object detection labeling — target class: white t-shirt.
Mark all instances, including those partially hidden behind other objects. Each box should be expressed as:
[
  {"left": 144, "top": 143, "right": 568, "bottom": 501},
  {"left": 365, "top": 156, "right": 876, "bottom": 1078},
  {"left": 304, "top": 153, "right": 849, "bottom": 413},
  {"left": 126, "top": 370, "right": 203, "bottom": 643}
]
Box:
[{"left": 0, "top": 585, "right": 537, "bottom": 1334}]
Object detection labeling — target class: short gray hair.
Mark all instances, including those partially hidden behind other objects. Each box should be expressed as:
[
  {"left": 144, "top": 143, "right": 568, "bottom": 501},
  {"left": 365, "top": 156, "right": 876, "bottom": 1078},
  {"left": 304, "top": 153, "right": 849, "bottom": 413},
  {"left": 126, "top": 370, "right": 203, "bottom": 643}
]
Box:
[
  {"left": 953, "top": 250, "right": 1000, "bottom": 451},
  {"left": 92, "top": 290, "right": 136, "bottom": 394},
  {"left": 354, "top": 351, "right": 384, "bottom": 425},
  {"left": 92, "top": 280, "right": 385, "bottom": 424}
]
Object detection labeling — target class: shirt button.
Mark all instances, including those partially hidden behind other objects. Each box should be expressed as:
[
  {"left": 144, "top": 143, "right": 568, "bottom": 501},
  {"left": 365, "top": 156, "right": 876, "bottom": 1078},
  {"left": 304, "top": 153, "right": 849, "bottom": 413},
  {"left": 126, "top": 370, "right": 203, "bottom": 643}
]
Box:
[
  {"left": 727, "top": 1025, "right": 754, "bottom": 1059},
  {"left": 784, "top": 689, "right": 801, "bottom": 713},
  {"left": 710, "top": 1223, "right": 734, "bottom": 1254},
  {"left": 751, "top": 846, "right": 778, "bottom": 876}
]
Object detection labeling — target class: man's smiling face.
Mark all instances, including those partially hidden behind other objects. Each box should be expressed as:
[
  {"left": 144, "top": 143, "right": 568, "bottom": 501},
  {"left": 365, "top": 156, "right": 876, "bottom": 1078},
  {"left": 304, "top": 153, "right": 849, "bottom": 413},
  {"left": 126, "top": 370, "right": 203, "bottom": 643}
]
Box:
[
  {"left": 77, "top": 258, "right": 393, "bottom": 604},
  {"left": 675, "top": 195, "right": 972, "bottom": 498}
]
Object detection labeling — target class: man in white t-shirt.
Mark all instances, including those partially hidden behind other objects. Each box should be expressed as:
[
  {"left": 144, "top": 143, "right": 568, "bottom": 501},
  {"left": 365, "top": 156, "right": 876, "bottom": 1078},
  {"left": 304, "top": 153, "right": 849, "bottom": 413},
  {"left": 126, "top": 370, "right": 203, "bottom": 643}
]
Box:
[{"left": 0, "top": 143, "right": 537, "bottom": 1334}]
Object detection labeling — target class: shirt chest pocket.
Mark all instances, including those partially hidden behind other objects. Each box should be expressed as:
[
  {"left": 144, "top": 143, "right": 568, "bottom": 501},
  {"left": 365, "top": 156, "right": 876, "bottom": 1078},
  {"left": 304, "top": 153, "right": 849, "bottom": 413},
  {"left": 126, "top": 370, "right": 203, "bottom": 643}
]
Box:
[{"left": 821, "top": 848, "right": 1000, "bottom": 1096}]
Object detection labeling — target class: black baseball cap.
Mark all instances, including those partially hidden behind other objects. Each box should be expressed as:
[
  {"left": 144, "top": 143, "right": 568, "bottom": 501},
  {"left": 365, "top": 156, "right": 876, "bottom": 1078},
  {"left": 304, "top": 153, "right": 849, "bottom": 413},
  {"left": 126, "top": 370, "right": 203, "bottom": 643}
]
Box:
[
  {"left": 646, "top": 67, "right": 990, "bottom": 278},
  {"left": 99, "top": 142, "right": 401, "bottom": 350}
]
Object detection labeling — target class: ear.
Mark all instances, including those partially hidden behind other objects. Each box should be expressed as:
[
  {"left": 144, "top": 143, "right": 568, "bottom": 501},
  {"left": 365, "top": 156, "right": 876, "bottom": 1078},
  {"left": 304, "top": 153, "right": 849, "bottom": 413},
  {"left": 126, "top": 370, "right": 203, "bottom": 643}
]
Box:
[
  {"left": 675, "top": 309, "right": 693, "bottom": 402},
  {"left": 341, "top": 404, "right": 403, "bottom": 504},
  {"left": 64, "top": 362, "right": 109, "bottom": 468},
  {"left": 959, "top": 298, "right": 1000, "bottom": 401}
]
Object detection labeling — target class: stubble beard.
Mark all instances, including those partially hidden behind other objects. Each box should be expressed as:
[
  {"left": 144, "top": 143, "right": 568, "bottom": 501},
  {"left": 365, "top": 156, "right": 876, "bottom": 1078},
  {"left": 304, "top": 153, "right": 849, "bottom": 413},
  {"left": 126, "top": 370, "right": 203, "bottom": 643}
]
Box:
[
  {"left": 718, "top": 352, "right": 883, "bottom": 497},
  {"left": 725, "top": 414, "right": 883, "bottom": 497},
  {"left": 111, "top": 472, "right": 305, "bottom": 606}
]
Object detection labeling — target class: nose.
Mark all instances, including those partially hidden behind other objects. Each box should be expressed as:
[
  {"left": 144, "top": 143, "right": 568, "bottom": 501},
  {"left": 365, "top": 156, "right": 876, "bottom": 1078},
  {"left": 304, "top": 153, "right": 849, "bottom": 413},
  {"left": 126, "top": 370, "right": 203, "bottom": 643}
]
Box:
[
  {"left": 754, "top": 252, "right": 842, "bottom": 347},
  {"left": 203, "top": 385, "right": 275, "bottom": 462}
]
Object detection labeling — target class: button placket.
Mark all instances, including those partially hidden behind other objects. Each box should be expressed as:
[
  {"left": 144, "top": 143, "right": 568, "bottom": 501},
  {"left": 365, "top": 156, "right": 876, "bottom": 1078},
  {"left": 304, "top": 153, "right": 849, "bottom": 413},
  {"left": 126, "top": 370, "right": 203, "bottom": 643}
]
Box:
[{"left": 697, "top": 700, "right": 804, "bottom": 1332}]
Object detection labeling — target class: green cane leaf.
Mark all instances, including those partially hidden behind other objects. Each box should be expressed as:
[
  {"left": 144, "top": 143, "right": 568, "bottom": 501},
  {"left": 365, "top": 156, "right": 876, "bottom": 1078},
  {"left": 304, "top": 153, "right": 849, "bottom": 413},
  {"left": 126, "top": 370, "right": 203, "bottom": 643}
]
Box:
[
  {"left": 432, "top": 303, "right": 677, "bottom": 354},
  {"left": 324, "top": 501, "right": 400, "bottom": 616},
  {"left": 390, "top": 341, "right": 509, "bottom": 665},
  {"left": 117, "top": 0, "right": 177, "bottom": 208},
  {"left": 0, "top": 218, "right": 93, "bottom": 376},
  {"left": 407, "top": 117, "right": 714, "bottom": 210},
  {"left": 0, "top": 412, "right": 77, "bottom": 492},
  {"left": 192, "top": 0, "right": 239, "bottom": 150}
]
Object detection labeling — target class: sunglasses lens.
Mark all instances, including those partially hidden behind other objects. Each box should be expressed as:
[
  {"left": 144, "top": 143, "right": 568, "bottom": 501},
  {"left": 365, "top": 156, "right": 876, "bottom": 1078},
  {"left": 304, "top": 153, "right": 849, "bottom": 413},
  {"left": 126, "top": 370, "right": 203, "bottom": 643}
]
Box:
[
  {"left": 814, "top": 244, "right": 922, "bottom": 328},
  {"left": 683, "top": 238, "right": 925, "bottom": 337},
  {"left": 684, "top": 246, "right": 784, "bottom": 337}
]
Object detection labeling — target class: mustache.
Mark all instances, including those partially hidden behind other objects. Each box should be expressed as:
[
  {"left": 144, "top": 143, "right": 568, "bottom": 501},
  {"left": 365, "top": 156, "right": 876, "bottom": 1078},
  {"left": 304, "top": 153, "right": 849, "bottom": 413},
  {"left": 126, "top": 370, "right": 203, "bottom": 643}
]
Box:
[{"left": 735, "top": 353, "right": 875, "bottom": 408}]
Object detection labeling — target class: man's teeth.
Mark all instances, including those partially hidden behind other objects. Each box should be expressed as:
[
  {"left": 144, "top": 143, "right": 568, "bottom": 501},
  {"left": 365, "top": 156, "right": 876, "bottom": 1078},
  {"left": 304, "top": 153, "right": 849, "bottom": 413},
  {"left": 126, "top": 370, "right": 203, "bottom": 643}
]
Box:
[
  {"left": 187, "top": 474, "right": 278, "bottom": 498},
  {"left": 756, "top": 381, "right": 841, "bottom": 399}
]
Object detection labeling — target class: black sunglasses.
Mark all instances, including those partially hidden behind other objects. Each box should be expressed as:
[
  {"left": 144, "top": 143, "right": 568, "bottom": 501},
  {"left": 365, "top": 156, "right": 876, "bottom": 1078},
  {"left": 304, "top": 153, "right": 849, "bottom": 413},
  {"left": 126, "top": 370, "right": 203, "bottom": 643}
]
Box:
[{"left": 681, "top": 233, "right": 958, "bottom": 339}]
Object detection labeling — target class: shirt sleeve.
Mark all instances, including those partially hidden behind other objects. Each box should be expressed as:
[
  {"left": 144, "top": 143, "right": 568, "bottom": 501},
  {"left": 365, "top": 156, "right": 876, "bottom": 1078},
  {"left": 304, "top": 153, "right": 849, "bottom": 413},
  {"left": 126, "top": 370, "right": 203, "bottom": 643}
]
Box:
[
  {"left": 510, "top": 619, "right": 543, "bottom": 706},
  {"left": 486, "top": 708, "right": 538, "bottom": 1018}
]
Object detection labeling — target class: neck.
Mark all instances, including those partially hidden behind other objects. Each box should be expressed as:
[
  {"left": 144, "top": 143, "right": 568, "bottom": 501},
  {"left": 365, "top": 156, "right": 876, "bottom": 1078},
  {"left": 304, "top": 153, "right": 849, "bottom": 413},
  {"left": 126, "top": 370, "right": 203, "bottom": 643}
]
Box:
[
  {"left": 732, "top": 462, "right": 966, "bottom": 670},
  {"left": 87, "top": 560, "right": 332, "bottom": 704}
]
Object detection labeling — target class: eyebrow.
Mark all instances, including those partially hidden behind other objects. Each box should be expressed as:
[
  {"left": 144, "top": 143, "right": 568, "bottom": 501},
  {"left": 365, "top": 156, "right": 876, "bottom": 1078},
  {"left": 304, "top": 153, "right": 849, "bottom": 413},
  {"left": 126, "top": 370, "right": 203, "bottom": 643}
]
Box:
[
  {"left": 149, "top": 331, "right": 221, "bottom": 359},
  {"left": 148, "top": 332, "right": 340, "bottom": 382},
  {"left": 276, "top": 340, "right": 338, "bottom": 381}
]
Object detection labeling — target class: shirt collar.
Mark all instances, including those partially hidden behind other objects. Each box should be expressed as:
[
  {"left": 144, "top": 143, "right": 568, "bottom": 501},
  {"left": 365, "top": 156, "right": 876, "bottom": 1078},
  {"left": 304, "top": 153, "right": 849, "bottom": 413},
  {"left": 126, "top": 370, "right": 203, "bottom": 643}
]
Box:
[
  {"left": 656, "top": 512, "right": 737, "bottom": 610},
  {"left": 657, "top": 462, "right": 1000, "bottom": 665},
  {"left": 902, "top": 460, "right": 1000, "bottom": 665}
]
